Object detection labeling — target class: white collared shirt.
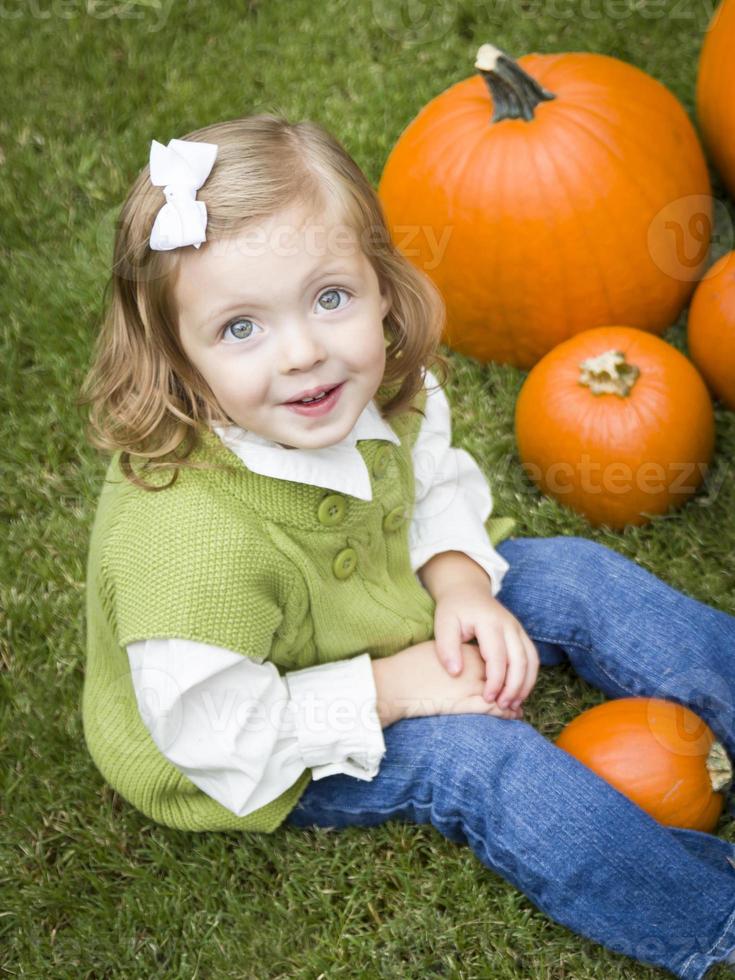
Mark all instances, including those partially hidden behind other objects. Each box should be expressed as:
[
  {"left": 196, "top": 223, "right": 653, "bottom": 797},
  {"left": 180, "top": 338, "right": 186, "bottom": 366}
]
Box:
[{"left": 127, "top": 370, "right": 511, "bottom": 818}]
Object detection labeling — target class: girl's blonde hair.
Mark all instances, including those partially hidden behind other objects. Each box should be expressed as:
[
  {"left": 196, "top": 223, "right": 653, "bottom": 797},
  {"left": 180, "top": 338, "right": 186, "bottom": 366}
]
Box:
[{"left": 78, "top": 114, "right": 450, "bottom": 491}]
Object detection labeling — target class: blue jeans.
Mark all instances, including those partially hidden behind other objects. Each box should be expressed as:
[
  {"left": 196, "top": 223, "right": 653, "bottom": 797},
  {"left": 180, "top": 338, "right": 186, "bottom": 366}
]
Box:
[{"left": 284, "top": 536, "right": 735, "bottom": 979}]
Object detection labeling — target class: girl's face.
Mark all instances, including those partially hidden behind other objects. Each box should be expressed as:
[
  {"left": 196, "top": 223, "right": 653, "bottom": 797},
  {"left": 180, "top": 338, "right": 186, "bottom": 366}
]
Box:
[{"left": 175, "top": 202, "right": 392, "bottom": 450}]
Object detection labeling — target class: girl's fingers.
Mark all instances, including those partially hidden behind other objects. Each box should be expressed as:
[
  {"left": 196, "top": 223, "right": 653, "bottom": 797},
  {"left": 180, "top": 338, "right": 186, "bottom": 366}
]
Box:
[
  {"left": 469, "top": 695, "right": 513, "bottom": 718},
  {"left": 432, "top": 608, "right": 464, "bottom": 676},
  {"left": 466, "top": 692, "right": 523, "bottom": 719},
  {"left": 491, "top": 701, "right": 523, "bottom": 719},
  {"left": 474, "top": 620, "right": 507, "bottom": 702},
  {"left": 496, "top": 625, "right": 528, "bottom": 706},
  {"left": 514, "top": 633, "right": 540, "bottom": 705}
]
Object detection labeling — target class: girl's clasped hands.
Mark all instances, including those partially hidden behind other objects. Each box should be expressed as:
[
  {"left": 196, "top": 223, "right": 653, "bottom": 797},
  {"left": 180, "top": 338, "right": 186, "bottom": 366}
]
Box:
[
  {"left": 432, "top": 581, "right": 540, "bottom": 718},
  {"left": 373, "top": 586, "right": 540, "bottom": 726}
]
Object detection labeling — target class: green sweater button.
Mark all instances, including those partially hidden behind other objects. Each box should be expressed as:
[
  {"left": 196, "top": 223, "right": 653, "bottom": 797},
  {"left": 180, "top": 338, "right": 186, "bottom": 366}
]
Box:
[
  {"left": 318, "top": 494, "right": 346, "bottom": 526},
  {"left": 373, "top": 445, "right": 392, "bottom": 478},
  {"left": 333, "top": 547, "right": 358, "bottom": 579},
  {"left": 383, "top": 506, "right": 407, "bottom": 532}
]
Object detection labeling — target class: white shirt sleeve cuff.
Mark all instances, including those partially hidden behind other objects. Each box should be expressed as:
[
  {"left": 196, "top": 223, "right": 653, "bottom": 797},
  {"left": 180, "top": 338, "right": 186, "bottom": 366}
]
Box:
[
  {"left": 284, "top": 652, "right": 386, "bottom": 781},
  {"left": 411, "top": 537, "right": 510, "bottom": 597}
]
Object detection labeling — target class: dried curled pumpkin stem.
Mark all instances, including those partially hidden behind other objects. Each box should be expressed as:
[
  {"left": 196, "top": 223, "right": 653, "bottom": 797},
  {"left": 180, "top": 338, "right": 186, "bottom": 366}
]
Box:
[
  {"left": 578, "top": 349, "right": 641, "bottom": 397},
  {"left": 475, "top": 43, "right": 556, "bottom": 123},
  {"left": 708, "top": 741, "right": 733, "bottom": 794}
]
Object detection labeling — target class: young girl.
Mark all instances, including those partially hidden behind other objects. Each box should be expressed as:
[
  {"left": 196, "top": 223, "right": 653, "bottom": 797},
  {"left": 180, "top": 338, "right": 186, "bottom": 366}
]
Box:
[{"left": 80, "top": 114, "right": 735, "bottom": 979}]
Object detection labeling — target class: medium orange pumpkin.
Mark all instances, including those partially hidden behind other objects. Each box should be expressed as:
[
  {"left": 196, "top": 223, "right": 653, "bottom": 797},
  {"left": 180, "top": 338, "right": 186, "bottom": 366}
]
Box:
[
  {"left": 686, "top": 250, "right": 735, "bottom": 411},
  {"left": 696, "top": 0, "right": 735, "bottom": 200},
  {"left": 378, "top": 43, "right": 712, "bottom": 368},
  {"left": 555, "top": 697, "right": 732, "bottom": 832},
  {"left": 514, "top": 326, "right": 715, "bottom": 528}
]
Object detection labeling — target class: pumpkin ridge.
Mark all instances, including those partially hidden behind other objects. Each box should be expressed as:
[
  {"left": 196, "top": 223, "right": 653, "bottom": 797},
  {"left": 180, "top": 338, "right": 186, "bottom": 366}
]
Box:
[
  {"left": 516, "top": 131, "right": 560, "bottom": 362},
  {"left": 552, "top": 112, "right": 655, "bottom": 322},
  {"left": 492, "top": 130, "right": 517, "bottom": 362},
  {"left": 432, "top": 132, "right": 480, "bottom": 213},
  {"left": 558, "top": 99, "right": 692, "bottom": 205},
  {"left": 541, "top": 117, "right": 619, "bottom": 327},
  {"left": 409, "top": 106, "right": 474, "bottom": 163},
  {"left": 560, "top": 83, "right": 687, "bottom": 135},
  {"left": 416, "top": 97, "right": 492, "bottom": 207},
  {"left": 528, "top": 136, "right": 575, "bottom": 347},
  {"left": 625, "top": 382, "right": 663, "bottom": 453},
  {"left": 438, "top": 120, "right": 498, "bottom": 353},
  {"left": 555, "top": 106, "right": 661, "bottom": 217},
  {"left": 413, "top": 98, "right": 480, "bottom": 148},
  {"left": 455, "top": 124, "right": 494, "bottom": 207}
]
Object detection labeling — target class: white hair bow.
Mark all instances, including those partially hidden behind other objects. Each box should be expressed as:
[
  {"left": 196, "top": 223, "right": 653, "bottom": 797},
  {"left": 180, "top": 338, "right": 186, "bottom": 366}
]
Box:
[{"left": 148, "top": 138, "right": 218, "bottom": 251}]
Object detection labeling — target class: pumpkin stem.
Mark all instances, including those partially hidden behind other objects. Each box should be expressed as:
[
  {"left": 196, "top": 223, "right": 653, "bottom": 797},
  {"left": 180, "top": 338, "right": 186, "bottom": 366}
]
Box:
[
  {"left": 578, "top": 349, "right": 641, "bottom": 397},
  {"left": 475, "top": 43, "right": 556, "bottom": 123},
  {"left": 708, "top": 741, "right": 733, "bottom": 794}
]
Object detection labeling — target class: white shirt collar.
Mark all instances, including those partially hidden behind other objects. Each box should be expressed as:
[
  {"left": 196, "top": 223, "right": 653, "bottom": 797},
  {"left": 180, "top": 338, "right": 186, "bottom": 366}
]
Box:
[{"left": 212, "top": 397, "right": 402, "bottom": 501}]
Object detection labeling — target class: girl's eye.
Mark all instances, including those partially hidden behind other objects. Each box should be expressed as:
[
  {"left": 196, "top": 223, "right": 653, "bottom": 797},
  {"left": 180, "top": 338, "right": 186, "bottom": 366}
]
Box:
[
  {"left": 219, "top": 288, "right": 351, "bottom": 343},
  {"left": 317, "top": 287, "right": 351, "bottom": 312},
  {"left": 222, "top": 318, "right": 260, "bottom": 343}
]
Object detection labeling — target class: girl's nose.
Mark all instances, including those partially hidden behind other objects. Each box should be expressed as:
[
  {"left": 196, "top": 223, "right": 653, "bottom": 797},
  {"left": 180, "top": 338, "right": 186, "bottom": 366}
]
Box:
[{"left": 279, "top": 321, "right": 327, "bottom": 372}]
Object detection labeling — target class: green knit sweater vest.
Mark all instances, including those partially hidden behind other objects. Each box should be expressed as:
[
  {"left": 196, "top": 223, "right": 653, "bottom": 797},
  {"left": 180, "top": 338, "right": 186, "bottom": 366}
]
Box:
[{"left": 83, "top": 384, "right": 516, "bottom": 832}]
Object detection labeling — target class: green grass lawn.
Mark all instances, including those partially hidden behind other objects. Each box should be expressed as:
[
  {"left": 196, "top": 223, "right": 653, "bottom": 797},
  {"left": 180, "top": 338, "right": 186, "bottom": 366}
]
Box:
[{"left": 2, "top": 0, "right": 735, "bottom": 976}]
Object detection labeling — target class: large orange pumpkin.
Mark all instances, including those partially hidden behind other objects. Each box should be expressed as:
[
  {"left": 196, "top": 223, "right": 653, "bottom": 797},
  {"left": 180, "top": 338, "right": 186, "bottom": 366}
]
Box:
[
  {"left": 555, "top": 698, "right": 732, "bottom": 832},
  {"left": 686, "top": 250, "right": 735, "bottom": 411},
  {"left": 378, "top": 43, "right": 712, "bottom": 368},
  {"left": 514, "top": 326, "right": 715, "bottom": 528},
  {"left": 696, "top": 0, "right": 735, "bottom": 200}
]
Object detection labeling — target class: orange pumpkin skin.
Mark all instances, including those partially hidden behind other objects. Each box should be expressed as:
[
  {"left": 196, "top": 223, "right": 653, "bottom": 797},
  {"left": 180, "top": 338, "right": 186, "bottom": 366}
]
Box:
[
  {"left": 696, "top": 0, "right": 735, "bottom": 200},
  {"left": 555, "top": 698, "right": 731, "bottom": 833},
  {"left": 514, "top": 326, "right": 715, "bottom": 528},
  {"left": 378, "top": 46, "right": 712, "bottom": 369},
  {"left": 687, "top": 251, "right": 735, "bottom": 412}
]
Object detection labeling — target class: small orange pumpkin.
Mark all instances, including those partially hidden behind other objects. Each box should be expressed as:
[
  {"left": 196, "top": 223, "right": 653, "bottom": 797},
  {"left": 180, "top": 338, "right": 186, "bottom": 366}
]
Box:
[
  {"left": 514, "top": 326, "right": 715, "bottom": 528},
  {"left": 379, "top": 43, "right": 712, "bottom": 368},
  {"left": 555, "top": 697, "right": 732, "bottom": 832},
  {"left": 686, "top": 250, "right": 735, "bottom": 412}
]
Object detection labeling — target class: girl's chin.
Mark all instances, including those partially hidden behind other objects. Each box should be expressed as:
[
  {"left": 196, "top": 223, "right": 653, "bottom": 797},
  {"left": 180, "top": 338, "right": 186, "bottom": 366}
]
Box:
[{"left": 275, "top": 420, "right": 354, "bottom": 451}]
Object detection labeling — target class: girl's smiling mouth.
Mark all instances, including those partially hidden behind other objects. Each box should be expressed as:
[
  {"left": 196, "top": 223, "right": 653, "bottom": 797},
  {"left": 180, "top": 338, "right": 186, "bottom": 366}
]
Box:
[{"left": 282, "top": 381, "right": 345, "bottom": 416}]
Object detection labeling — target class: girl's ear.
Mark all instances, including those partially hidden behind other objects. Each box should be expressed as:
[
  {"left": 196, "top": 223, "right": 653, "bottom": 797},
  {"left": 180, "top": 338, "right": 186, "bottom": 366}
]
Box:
[{"left": 379, "top": 289, "right": 392, "bottom": 321}]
